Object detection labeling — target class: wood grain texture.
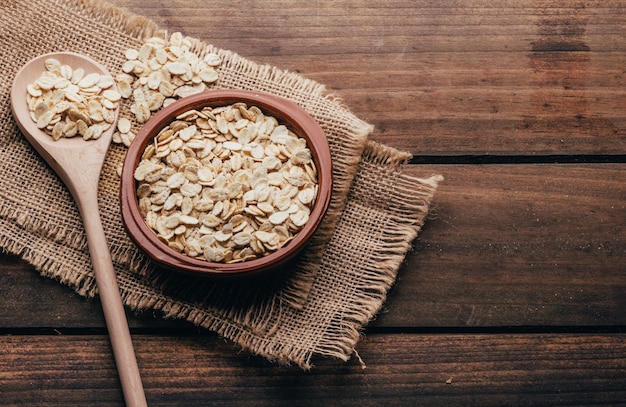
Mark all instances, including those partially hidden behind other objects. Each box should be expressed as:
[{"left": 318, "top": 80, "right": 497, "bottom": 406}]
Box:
[
  {"left": 377, "top": 164, "right": 626, "bottom": 328},
  {"left": 1, "top": 334, "right": 625, "bottom": 406},
  {"left": 2, "top": 165, "right": 623, "bottom": 329},
  {"left": 2, "top": 0, "right": 625, "bottom": 404},
  {"left": 108, "top": 0, "right": 626, "bottom": 156}
]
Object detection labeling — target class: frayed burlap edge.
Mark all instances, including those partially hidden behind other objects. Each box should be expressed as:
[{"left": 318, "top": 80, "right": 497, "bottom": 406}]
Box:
[
  {"left": 0, "top": 0, "right": 441, "bottom": 369},
  {"left": 104, "top": 140, "right": 442, "bottom": 370},
  {"left": 309, "top": 140, "right": 442, "bottom": 368},
  {"left": 80, "top": 0, "right": 374, "bottom": 310},
  {"left": 3, "top": 0, "right": 372, "bottom": 309}
]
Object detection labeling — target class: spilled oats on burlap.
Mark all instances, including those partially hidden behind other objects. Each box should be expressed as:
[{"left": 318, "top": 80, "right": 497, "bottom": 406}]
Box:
[{"left": 0, "top": 0, "right": 441, "bottom": 368}]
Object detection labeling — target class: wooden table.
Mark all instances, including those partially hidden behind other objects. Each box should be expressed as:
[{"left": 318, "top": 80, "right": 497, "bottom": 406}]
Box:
[{"left": 2, "top": 1, "right": 625, "bottom": 405}]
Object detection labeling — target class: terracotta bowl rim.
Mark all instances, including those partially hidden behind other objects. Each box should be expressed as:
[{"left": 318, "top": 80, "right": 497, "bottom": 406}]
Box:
[{"left": 119, "top": 89, "right": 332, "bottom": 278}]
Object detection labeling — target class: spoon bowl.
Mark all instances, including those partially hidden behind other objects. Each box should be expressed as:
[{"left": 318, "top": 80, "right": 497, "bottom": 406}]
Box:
[
  {"left": 10, "top": 52, "right": 118, "bottom": 197},
  {"left": 11, "top": 52, "right": 147, "bottom": 407}
]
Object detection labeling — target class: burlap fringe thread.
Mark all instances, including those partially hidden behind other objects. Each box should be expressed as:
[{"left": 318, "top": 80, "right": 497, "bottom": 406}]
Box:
[
  {"left": 74, "top": 0, "right": 373, "bottom": 310},
  {"left": 0, "top": 0, "right": 442, "bottom": 369}
]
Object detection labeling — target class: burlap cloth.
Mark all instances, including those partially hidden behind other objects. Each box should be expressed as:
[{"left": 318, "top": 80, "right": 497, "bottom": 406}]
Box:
[{"left": 0, "top": 0, "right": 441, "bottom": 369}]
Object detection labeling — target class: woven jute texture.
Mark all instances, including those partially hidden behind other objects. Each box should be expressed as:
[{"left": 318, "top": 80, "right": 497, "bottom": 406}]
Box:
[{"left": 0, "top": 0, "right": 441, "bottom": 368}]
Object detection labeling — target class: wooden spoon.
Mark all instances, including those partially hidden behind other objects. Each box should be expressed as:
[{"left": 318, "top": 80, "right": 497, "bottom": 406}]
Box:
[{"left": 10, "top": 52, "right": 147, "bottom": 407}]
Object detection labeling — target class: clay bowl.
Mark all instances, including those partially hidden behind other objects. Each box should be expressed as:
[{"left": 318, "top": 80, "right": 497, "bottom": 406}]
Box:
[{"left": 120, "top": 90, "right": 332, "bottom": 278}]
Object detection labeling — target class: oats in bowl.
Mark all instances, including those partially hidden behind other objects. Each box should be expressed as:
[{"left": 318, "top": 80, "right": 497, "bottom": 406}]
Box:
[{"left": 120, "top": 90, "right": 332, "bottom": 278}]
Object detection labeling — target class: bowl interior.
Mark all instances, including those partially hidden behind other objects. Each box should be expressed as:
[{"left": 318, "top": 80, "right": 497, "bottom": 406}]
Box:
[{"left": 120, "top": 90, "right": 332, "bottom": 277}]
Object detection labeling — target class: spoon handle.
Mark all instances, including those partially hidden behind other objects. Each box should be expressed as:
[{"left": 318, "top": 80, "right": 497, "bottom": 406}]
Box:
[{"left": 80, "top": 198, "right": 147, "bottom": 407}]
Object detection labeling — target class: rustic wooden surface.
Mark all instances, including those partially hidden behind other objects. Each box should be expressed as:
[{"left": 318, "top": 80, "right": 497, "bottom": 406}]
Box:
[{"left": 2, "top": 1, "right": 625, "bottom": 405}]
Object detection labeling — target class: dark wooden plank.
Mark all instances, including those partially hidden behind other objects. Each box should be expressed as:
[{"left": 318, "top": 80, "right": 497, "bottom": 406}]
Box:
[
  {"left": 1, "top": 164, "right": 623, "bottom": 329},
  {"left": 375, "top": 164, "right": 626, "bottom": 328},
  {"left": 107, "top": 0, "right": 626, "bottom": 155},
  {"left": 1, "top": 333, "right": 624, "bottom": 406},
  {"left": 0, "top": 255, "right": 187, "bottom": 330},
  {"left": 0, "top": 259, "right": 100, "bottom": 327}
]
